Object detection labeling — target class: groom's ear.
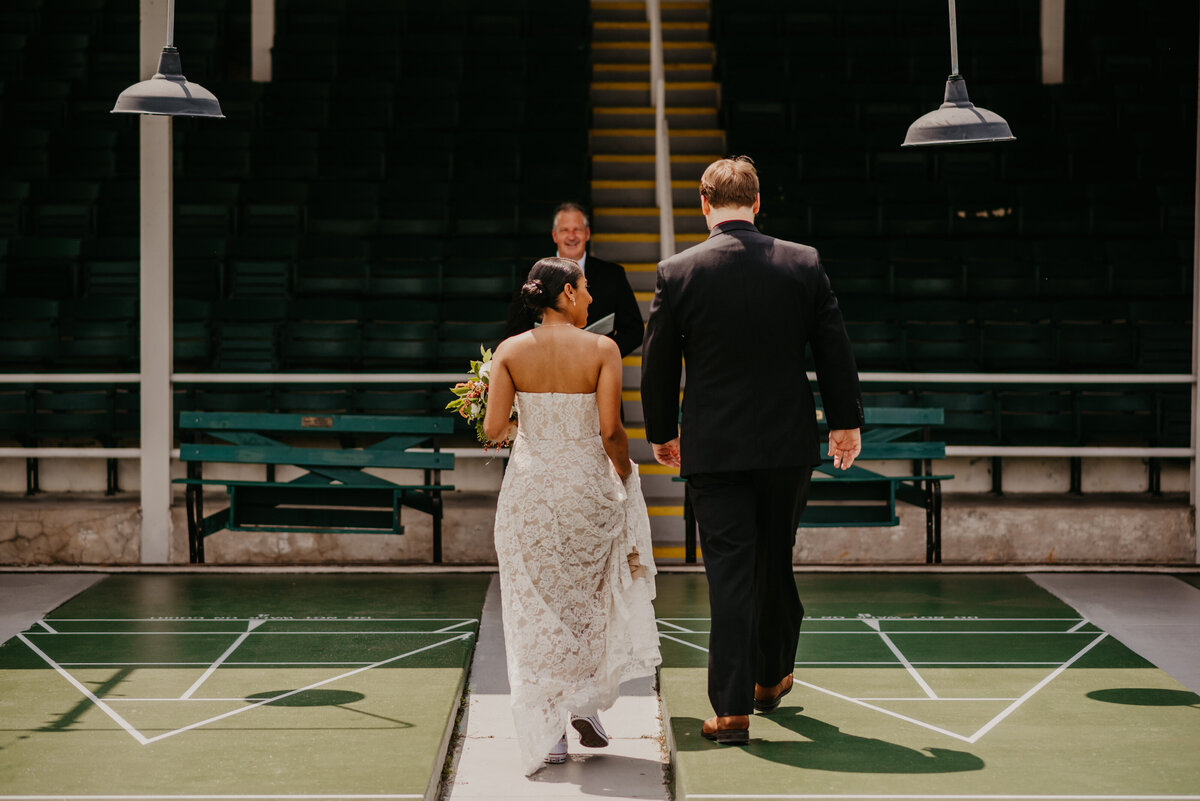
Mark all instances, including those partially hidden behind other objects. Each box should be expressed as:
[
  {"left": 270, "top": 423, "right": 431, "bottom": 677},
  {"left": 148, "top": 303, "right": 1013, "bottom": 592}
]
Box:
[
  {"left": 752, "top": 194, "right": 761, "bottom": 215},
  {"left": 700, "top": 194, "right": 711, "bottom": 215}
]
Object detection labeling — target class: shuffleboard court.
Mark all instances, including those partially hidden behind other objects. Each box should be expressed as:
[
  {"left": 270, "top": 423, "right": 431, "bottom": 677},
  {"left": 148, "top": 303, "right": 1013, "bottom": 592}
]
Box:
[
  {"left": 0, "top": 574, "right": 490, "bottom": 801},
  {"left": 656, "top": 573, "right": 1200, "bottom": 801}
]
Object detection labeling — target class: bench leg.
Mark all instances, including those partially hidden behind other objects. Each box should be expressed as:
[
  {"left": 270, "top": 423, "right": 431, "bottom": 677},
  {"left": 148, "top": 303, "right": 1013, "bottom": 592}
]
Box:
[
  {"left": 185, "top": 485, "right": 201, "bottom": 564},
  {"left": 25, "top": 457, "right": 39, "bottom": 496},
  {"left": 925, "top": 484, "right": 935, "bottom": 565},
  {"left": 432, "top": 489, "right": 443, "bottom": 564},
  {"left": 683, "top": 483, "right": 697, "bottom": 564},
  {"left": 932, "top": 480, "right": 943, "bottom": 564}
]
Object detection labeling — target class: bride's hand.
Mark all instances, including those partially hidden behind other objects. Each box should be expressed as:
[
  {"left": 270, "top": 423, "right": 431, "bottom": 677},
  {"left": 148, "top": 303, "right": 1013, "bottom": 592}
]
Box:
[{"left": 616, "top": 460, "right": 633, "bottom": 481}]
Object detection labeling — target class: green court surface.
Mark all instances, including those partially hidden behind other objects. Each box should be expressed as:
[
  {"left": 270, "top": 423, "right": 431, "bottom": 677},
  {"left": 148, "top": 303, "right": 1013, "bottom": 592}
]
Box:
[
  {"left": 1177, "top": 574, "right": 1200, "bottom": 590},
  {"left": 0, "top": 574, "right": 490, "bottom": 801},
  {"left": 656, "top": 573, "right": 1200, "bottom": 801}
]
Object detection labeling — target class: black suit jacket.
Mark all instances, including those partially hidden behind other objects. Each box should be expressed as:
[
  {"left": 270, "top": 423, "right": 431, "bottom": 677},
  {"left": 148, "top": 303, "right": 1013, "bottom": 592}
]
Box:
[
  {"left": 503, "top": 255, "right": 645, "bottom": 357},
  {"left": 640, "top": 220, "right": 864, "bottom": 476}
]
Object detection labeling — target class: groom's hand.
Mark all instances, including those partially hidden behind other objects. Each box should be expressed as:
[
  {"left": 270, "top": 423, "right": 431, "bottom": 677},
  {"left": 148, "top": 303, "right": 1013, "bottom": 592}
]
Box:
[
  {"left": 653, "top": 438, "right": 681, "bottom": 468},
  {"left": 828, "top": 428, "right": 862, "bottom": 470}
]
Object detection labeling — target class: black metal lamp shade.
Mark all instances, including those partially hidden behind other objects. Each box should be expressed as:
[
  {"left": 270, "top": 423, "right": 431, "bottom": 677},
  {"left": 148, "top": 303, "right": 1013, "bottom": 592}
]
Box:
[
  {"left": 903, "top": 75, "right": 1013, "bottom": 147},
  {"left": 112, "top": 47, "right": 224, "bottom": 118}
]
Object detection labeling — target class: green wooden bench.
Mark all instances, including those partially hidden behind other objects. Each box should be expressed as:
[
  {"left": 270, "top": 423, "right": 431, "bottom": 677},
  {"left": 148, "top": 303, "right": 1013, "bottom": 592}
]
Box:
[
  {"left": 680, "top": 407, "right": 953, "bottom": 564},
  {"left": 175, "top": 412, "right": 455, "bottom": 564}
]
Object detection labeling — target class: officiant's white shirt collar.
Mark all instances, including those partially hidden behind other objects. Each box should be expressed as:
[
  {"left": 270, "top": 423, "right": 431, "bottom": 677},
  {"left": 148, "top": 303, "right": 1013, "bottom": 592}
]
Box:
[{"left": 557, "top": 251, "right": 587, "bottom": 274}]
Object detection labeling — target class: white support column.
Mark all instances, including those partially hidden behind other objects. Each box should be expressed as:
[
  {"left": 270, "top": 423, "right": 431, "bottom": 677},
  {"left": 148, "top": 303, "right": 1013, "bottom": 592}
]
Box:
[
  {"left": 1193, "top": 16, "right": 1200, "bottom": 564},
  {"left": 251, "top": 0, "right": 275, "bottom": 82},
  {"left": 140, "top": 0, "right": 173, "bottom": 564},
  {"left": 1040, "top": 0, "right": 1065, "bottom": 85}
]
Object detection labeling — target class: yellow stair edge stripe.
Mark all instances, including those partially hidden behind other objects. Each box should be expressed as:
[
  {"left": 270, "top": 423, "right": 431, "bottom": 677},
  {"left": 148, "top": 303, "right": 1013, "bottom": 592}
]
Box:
[
  {"left": 627, "top": 426, "right": 646, "bottom": 438},
  {"left": 624, "top": 262, "right": 657, "bottom": 272},
  {"left": 593, "top": 232, "right": 661, "bottom": 242},
  {"left": 594, "top": 107, "right": 719, "bottom": 114},
  {"left": 637, "top": 463, "right": 680, "bottom": 476},
  {"left": 594, "top": 63, "right": 715, "bottom": 70},
  {"left": 677, "top": 233, "right": 708, "bottom": 241},
  {"left": 593, "top": 41, "right": 650, "bottom": 48},
  {"left": 666, "top": 81, "right": 721, "bottom": 88},
  {"left": 595, "top": 21, "right": 650, "bottom": 28},
  {"left": 593, "top": 130, "right": 723, "bottom": 140},
  {"left": 653, "top": 546, "right": 701, "bottom": 559},
  {"left": 592, "top": 179, "right": 654, "bottom": 188},
  {"left": 594, "top": 206, "right": 703, "bottom": 215},
  {"left": 663, "top": 40, "right": 714, "bottom": 47},
  {"left": 592, "top": 81, "right": 651, "bottom": 89},
  {"left": 671, "top": 154, "right": 722, "bottom": 161},
  {"left": 635, "top": 291, "right": 654, "bottom": 301},
  {"left": 623, "top": 355, "right": 643, "bottom": 365},
  {"left": 594, "top": 1, "right": 707, "bottom": 8},
  {"left": 648, "top": 505, "right": 686, "bottom": 517},
  {"left": 593, "top": 152, "right": 655, "bottom": 160}
]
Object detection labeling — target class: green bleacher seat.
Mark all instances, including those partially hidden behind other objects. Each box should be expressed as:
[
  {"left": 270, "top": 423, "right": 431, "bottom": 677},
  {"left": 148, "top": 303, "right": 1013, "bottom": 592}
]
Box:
[
  {"left": 1056, "top": 300, "right": 1135, "bottom": 370},
  {"left": 22, "top": 36, "right": 89, "bottom": 82},
  {"left": 278, "top": 0, "right": 346, "bottom": 36},
  {"left": 979, "top": 300, "right": 1057, "bottom": 371},
  {"left": 1077, "top": 389, "right": 1160, "bottom": 445},
  {"left": 176, "top": 181, "right": 239, "bottom": 237},
  {"left": 80, "top": 237, "right": 139, "bottom": 295},
  {"left": 273, "top": 386, "right": 352, "bottom": 414},
  {"left": 31, "top": 385, "right": 118, "bottom": 446},
  {"left": 261, "top": 83, "right": 330, "bottom": 130},
  {"left": 0, "top": 298, "right": 58, "bottom": 368},
  {"left": 227, "top": 237, "right": 296, "bottom": 296},
  {"left": 29, "top": 180, "right": 99, "bottom": 236},
  {"left": 239, "top": 180, "right": 308, "bottom": 236},
  {"left": 295, "top": 233, "right": 370, "bottom": 295},
  {"left": 999, "top": 389, "right": 1079, "bottom": 446},
  {"left": 807, "top": 182, "right": 878, "bottom": 236},
  {"left": 175, "top": 237, "right": 227, "bottom": 300},
  {"left": 820, "top": 239, "right": 890, "bottom": 295},
  {"left": 902, "top": 300, "right": 980, "bottom": 371},
  {"left": 178, "top": 130, "right": 251, "bottom": 181},
  {"left": 949, "top": 186, "right": 1020, "bottom": 237},
  {"left": 174, "top": 298, "right": 213, "bottom": 370},
  {"left": 917, "top": 389, "right": 1000, "bottom": 446},
  {"left": 272, "top": 33, "right": 339, "bottom": 81},
  {"left": 0, "top": 180, "right": 29, "bottom": 236},
  {"left": 213, "top": 297, "right": 287, "bottom": 372},
  {"left": 1132, "top": 300, "right": 1190, "bottom": 372},
  {"left": 363, "top": 298, "right": 439, "bottom": 370},
  {"left": 329, "top": 81, "right": 395, "bottom": 130},
  {"left": 0, "top": 129, "right": 51, "bottom": 180},
  {"left": 881, "top": 185, "right": 949, "bottom": 237},
  {"left": 962, "top": 240, "right": 1036, "bottom": 298},
  {"left": 50, "top": 129, "right": 118, "bottom": 180},
  {"left": 352, "top": 386, "right": 432, "bottom": 415},
  {"left": 1034, "top": 238, "right": 1109, "bottom": 297},
  {"left": 96, "top": 178, "right": 138, "bottom": 237},
  {"left": 306, "top": 181, "right": 380, "bottom": 236},
  {"left": 890, "top": 239, "right": 962, "bottom": 297},
  {"left": 0, "top": 34, "right": 27, "bottom": 78},
  {"left": 251, "top": 130, "right": 320, "bottom": 178},
  {"left": 56, "top": 296, "right": 138, "bottom": 368},
  {"left": 6, "top": 237, "right": 80, "bottom": 297},
  {"left": 283, "top": 298, "right": 364, "bottom": 369},
  {"left": 438, "top": 298, "right": 508, "bottom": 366},
  {"left": 0, "top": 0, "right": 39, "bottom": 35},
  {"left": 0, "top": 386, "right": 33, "bottom": 446}
]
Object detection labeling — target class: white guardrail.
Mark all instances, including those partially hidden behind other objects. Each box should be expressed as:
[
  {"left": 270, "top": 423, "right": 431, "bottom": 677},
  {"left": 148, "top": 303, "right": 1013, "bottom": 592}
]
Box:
[{"left": 0, "top": 371, "right": 1193, "bottom": 459}]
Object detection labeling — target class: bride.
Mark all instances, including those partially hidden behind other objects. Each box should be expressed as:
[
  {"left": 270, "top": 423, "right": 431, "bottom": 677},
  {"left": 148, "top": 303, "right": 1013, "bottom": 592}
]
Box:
[{"left": 483, "top": 256, "right": 661, "bottom": 775}]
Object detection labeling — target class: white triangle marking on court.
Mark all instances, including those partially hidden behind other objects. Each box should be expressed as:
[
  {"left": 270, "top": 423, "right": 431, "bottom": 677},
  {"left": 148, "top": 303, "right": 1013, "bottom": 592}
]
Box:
[
  {"left": 658, "top": 626, "right": 1111, "bottom": 743},
  {"left": 19, "top": 631, "right": 473, "bottom": 746}
]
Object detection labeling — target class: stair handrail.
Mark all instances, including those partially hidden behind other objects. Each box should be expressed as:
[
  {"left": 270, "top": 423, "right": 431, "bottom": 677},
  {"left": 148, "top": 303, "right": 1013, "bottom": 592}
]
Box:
[{"left": 646, "top": 0, "right": 676, "bottom": 259}]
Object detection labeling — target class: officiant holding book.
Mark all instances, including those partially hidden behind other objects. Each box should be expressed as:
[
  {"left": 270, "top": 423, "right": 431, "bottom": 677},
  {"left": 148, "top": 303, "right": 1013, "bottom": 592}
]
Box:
[{"left": 504, "top": 202, "right": 645, "bottom": 356}]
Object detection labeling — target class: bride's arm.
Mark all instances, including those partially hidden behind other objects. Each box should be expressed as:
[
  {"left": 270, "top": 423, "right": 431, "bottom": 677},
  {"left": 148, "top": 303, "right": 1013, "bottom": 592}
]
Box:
[
  {"left": 482, "top": 345, "right": 517, "bottom": 443},
  {"left": 597, "top": 337, "right": 632, "bottom": 480}
]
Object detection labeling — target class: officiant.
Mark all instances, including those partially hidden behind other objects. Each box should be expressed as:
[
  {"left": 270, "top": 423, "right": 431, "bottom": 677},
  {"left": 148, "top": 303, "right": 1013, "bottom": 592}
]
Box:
[{"left": 503, "top": 202, "right": 645, "bottom": 357}]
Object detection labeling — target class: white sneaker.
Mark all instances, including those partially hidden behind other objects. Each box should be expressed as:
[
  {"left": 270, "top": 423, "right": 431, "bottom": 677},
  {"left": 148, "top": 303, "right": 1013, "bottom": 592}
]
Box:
[
  {"left": 570, "top": 714, "right": 610, "bottom": 748},
  {"left": 544, "top": 733, "right": 568, "bottom": 764}
]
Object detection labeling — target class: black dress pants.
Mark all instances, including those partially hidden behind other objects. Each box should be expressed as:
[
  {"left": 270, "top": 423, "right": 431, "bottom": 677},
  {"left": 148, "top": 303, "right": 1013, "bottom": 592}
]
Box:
[{"left": 687, "top": 466, "right": 812, "bottom": 716}]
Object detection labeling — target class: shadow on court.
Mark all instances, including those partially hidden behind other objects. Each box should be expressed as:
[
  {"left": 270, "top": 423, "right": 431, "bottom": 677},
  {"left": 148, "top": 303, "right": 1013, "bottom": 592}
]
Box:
[
  {"left": 1087, "top": 687, "right": 1200, "bottom": 708},
  {"left": 672, "top": 712, "right": 985, "bottom": 774}
]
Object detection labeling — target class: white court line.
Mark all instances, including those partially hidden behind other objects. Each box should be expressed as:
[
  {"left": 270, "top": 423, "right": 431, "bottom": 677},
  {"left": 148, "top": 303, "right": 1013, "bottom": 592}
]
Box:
[
  {"left": 0, "top": 796, "right": 422, "bottom": 800},
  {"left": 862, "top": 618, "right": 938, "bottom": 699},
  {"left": 855, "top": 697, "right": 1019, "bottom": 702},
  {"left": 686, "top": 795, "right": 1200, "bottom": 800},
  {"left": 60, "top": 662, "right": 378, "bottom": 667},
  {"left": 16, "top": 634, "right": 149, "bottom": 745},
  {"left": 25, "top": 631, "right": 475, "bottom": 636},
  {"left": 659, "top": 632, "right": 711, "bottom": 653},
  {"left": 46, "top": 618, "right": 474, "bottom": 622},
  {"left": 652, "top": 630, "right": 1100, "bottom": 636},
  {"left": 139, "top": 634, "right": 473, "bottom": 745},
  {"left": 965, "top": 633, "right": 1109, "bottom": 743},
  {"left": 1067, "top": 619, "right": 1091, "bottom": 633},
  {"left": 431, "top": 619, "right": 477, "bottom": 633},
  {"left": 180, "top": 620, "right": 264, "bottom": 700},
  {"left": 795, "top": 661, "right": 1064, "bottom": 666},
  {"left": 657, "top": 619, "right": 696, "bottom": 633},
  {"left": 20, "top": 631, "right": 471, "bottom": 746},
  {"left": 658, "top": 617, "right": 1086, "bottom": 622},
  {"left": 36, "top": 620, "right": 57, "bottom": 633}
]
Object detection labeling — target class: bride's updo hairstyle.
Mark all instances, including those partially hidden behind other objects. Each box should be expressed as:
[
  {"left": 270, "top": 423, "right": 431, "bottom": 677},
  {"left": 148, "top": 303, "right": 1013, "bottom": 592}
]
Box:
[{"left": 521, "top": 257, "right": 583, "bottom": 315}]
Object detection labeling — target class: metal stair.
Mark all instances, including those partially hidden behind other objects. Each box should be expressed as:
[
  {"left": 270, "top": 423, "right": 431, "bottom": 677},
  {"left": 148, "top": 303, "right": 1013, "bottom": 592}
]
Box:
[{"left": 589, "top": 0, "right": 721, "bottom": 561}]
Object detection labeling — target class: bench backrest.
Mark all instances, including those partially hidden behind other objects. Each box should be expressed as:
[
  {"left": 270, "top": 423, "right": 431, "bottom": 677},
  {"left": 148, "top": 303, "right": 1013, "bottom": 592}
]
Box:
[
  {"left": 818, "top": 406, "right": 946, "bottom": 462},
  {"left": 178, "top": 412, "right": 454, "bottom": 470}
]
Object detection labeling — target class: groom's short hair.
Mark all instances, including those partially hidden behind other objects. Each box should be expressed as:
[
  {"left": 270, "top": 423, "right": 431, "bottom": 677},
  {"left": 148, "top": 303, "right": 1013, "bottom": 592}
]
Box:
[{"left": 700, "top": 156, "right": 759, "bottom": 209}]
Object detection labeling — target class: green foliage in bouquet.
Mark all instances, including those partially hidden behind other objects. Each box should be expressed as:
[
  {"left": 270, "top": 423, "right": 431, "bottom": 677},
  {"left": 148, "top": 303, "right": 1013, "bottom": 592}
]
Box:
[{"left": 446, "top": 345, "right": 516, "bottom": 448}]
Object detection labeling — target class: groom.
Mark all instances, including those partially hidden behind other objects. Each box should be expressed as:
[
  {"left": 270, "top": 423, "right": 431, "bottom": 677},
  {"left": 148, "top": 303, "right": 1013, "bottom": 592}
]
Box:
[{"left": 640, "top": 156, "right": 864, "bottom": 743}]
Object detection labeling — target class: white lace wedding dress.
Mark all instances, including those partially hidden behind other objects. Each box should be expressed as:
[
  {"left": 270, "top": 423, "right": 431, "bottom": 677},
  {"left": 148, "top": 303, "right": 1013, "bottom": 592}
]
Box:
[{"left": 494, "top": 391, "right": 661, "bottom": 775}]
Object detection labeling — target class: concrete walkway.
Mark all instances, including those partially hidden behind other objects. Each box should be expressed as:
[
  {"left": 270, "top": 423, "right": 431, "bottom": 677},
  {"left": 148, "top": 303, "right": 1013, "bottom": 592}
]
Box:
[
  {"left": 0, "top": 572, "right": 105, "bottom": 643},
  {"left": 442, "top": 575, "right": 669, "bottom": 801},
  {"left": 1032, "top": 572, "right": 1200, "bottom": 693}
]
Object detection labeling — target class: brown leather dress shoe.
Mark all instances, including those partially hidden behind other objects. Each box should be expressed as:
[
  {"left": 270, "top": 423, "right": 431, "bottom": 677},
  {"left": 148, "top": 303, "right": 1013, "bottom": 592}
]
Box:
[
  {"left": 754, "top": 673, "right": 794, "bottom": 713},
  {"left": 700, "top": 714, "right": 750, "bottom": 744}
]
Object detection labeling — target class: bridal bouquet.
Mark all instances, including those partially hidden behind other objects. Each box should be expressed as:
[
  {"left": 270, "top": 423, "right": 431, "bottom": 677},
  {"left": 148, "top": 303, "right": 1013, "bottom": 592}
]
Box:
[{"left": 446, "top": 345, "right": 517, "bottom": 449}]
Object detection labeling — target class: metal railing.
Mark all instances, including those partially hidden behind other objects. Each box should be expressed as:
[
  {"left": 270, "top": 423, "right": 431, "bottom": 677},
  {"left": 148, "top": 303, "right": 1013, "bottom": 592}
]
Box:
[{"left": 647, "top": 0, "right": 675, "bottom": 260}]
